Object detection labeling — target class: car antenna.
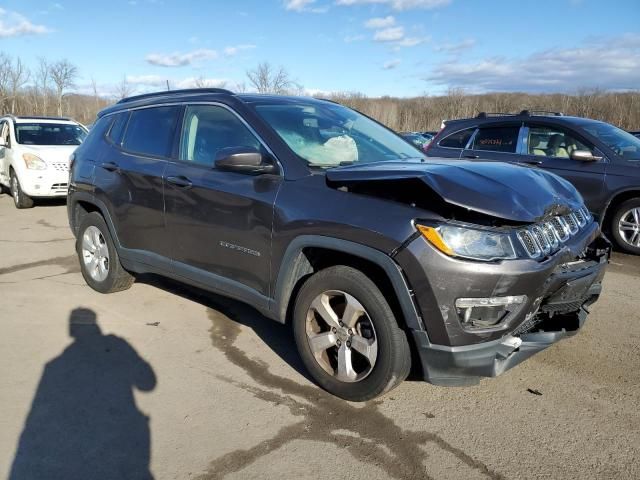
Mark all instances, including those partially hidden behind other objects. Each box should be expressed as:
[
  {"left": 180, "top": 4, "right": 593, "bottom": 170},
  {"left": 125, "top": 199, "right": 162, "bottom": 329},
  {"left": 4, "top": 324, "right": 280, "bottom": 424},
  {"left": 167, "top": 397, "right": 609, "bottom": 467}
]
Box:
[{"left": 166, "top": 80, "right": 171, "bottom": 91}]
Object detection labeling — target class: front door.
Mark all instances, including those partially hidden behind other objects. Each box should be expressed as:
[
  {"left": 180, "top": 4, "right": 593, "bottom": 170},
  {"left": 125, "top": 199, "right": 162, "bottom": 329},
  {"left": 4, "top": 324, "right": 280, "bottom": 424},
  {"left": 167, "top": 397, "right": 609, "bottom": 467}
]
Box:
[
  {"left": 518, "top": 123, "right": 607, "bottom": 214},
  {"left": 163, "top": 104, "right": 282, "bottom": 302}
]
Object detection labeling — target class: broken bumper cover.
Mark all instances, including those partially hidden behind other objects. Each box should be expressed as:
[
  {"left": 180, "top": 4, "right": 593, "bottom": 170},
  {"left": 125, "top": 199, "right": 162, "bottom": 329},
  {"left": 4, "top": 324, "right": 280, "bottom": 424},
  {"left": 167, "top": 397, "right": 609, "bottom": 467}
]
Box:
[
  {"left": 395, "top": 221, "right": 609, "bottom": 386},
  {"left": 411, "top": 307, "right": 592, "bottom": 386}
]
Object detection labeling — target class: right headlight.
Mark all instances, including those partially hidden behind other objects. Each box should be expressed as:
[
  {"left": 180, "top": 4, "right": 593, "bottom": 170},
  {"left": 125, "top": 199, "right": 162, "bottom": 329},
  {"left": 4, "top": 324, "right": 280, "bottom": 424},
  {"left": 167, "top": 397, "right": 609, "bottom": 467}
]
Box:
[
  {"left": 22, "top": 153, "right": 47, "bottom": 170},
  {"left": 417, "top": 224, "right": 517, "bottom": 261}
]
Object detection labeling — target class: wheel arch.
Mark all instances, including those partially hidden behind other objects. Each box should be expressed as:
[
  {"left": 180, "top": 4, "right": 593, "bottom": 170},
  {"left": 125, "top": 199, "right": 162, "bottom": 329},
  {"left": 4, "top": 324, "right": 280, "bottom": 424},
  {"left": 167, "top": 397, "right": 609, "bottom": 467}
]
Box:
[
  {"left": 271, "top": 235, "right": 425, "bottom": 334},
  {"left": 68, "top": 192, "right": 121, "bottom": 247},
  {"left": 601, "top": 188, "right": 640, "bottom": 233}
]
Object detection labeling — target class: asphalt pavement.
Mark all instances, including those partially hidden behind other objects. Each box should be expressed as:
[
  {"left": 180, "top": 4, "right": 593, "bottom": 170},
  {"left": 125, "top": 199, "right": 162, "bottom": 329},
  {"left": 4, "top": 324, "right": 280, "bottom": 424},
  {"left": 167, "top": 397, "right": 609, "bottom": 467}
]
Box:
[{"left": 0, "top": 195, "right": 638, "bottom": 479}]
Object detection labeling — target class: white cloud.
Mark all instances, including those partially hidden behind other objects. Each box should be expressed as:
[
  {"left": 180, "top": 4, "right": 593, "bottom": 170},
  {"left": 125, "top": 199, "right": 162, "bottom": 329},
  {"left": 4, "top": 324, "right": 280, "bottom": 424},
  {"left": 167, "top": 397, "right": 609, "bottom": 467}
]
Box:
[
  {"left": 382, "top": 59, "right": 401, "bottom": 70},
  {"left": 364, "top": 15, "right": 395, "bottom": 28},
  {"left": 0, "top": 8, "right": 51, "bottom": 37},
  {"left": 434, "top": 38, "right": 476, "bottom": 54},
  {"left": 426, "top": 34, "right": 640, "bottom": 92},
  {"left": 374, "top": 26, "right": 405, "bottom": 42},
  {"left": 336, "top": 0, "right": 451, "bottom": 11},
  {"left": 283, "top": 0, "right": 328, "bottom": 12},
  {"left": 145, "top": 49, "right": 218, "bottom": 67},
  {"left": 395, "top": 36, "right": 429, "bottom": 47},
  {"left": 223, "top": 44, "right": 256, "bottom": 56},
  {"left": 173, "top": 77, "right": 228, "bottom": 89},
  {"left": 126, "top": 75, "right": 166, "bottom": 86}
]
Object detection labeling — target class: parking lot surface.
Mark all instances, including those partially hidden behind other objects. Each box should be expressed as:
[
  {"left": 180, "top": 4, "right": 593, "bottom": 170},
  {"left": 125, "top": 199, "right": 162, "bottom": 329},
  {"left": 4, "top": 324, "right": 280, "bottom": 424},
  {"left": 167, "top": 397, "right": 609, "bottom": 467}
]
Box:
[{"left": 1, "top": 195, "right": 639, "bottom": 480}]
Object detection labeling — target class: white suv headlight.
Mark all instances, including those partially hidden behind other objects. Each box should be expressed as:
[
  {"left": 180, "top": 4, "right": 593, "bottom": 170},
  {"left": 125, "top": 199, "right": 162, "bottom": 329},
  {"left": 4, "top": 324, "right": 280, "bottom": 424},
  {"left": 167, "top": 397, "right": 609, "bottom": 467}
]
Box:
[
  {"left": 418, "top": 224, "right": 517, "bottom": 261},
  {"left": 23, "top": 153, "right": 47, "bottom": 170}
]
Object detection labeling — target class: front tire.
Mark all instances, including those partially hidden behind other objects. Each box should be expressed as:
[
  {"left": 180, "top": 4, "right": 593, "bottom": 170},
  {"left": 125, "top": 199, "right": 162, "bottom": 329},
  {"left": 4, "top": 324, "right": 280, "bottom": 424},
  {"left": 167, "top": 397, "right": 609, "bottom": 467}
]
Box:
[
  {"left": 611, "top": 198, "right": 640, "bottom": 255},
  {"left": 293, "top": 266, "right": 411, "bottom": 401},
  {"left": 10, "top": 170, "right": 34, "bottom": 209},
  {"left": 77, "top": 212, "right": 134, "bottom": 293}
]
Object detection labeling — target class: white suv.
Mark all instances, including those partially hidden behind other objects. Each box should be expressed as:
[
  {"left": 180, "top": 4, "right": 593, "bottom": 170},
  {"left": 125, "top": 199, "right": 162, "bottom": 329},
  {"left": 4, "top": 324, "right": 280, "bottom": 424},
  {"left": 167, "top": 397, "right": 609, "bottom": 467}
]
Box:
[{"left": 0, "top": 116, "right": 88, "bottom": 208}]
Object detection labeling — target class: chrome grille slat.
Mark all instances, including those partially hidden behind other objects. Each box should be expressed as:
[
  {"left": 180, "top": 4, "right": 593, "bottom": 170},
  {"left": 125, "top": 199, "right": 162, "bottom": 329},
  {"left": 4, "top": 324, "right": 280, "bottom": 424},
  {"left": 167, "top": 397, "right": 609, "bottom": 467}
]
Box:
[{"left": 516, "top": 208, "right": 592, "bottom": 259}]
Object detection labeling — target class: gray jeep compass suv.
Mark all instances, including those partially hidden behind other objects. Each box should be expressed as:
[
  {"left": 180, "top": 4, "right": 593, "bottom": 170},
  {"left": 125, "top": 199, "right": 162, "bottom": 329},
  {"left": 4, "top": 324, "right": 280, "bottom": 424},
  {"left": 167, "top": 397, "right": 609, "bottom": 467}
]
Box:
[{"left": 67, "top": 89, "right": 609, "bottom": 401}]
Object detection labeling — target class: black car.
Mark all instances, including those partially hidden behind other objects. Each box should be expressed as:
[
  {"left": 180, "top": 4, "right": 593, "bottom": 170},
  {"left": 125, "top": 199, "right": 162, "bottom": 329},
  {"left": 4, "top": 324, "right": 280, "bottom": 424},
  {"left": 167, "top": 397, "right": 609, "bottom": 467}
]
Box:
[
  {"left": 67, "top": 90, "right": 608, "bottom": 401},
  {"left": 426, "top": 110, "right": 640, "bottom": 254}
]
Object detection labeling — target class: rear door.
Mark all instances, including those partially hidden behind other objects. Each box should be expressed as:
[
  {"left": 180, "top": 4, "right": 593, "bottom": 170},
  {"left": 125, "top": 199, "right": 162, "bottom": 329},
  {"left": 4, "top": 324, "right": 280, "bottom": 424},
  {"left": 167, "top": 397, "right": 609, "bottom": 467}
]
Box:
[
  {"left": 94, "top": 105, "right": 180, "bottom": 260},
  {"left": 163, "top": 104, "right": 282, "bottom": 301},
  {"left": 460, "top": 123, "right": 522, "bottom": 162},
  {"left": 518, "top": 123, "right": 607, "bottom": 213}
]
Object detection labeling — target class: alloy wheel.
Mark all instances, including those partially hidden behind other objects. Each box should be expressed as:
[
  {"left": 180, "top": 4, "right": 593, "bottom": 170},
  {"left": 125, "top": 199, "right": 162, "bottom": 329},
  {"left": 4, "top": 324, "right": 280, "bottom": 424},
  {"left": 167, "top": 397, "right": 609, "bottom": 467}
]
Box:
[
  {"left": 618, "top": 207, "right": 640, "bottom": 248},
  {"left": 81, "top": 226, "right": 110, "bottom": 282},
  {"left": 305, "top": 290, "right": 378, "bottom": 383}
]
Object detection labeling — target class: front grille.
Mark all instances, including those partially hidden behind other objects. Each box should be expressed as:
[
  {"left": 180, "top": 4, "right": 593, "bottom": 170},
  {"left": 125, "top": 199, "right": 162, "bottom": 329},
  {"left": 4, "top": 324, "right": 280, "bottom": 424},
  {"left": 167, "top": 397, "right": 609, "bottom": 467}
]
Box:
[
  {"left": 51, "top": 183, "right": 68, "bottom": 191},
  {"left": 51, "top": 162, "right": 69, "bottom": 172},
  {"left": 516, "top": 207, "right": 592, "bottom": 259}
]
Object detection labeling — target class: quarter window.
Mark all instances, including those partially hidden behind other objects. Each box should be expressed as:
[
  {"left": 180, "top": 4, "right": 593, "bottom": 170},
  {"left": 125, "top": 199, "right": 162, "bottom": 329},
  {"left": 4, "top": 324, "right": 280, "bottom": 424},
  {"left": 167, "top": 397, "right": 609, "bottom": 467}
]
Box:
[
  {"left": 439, "top": 128, "right": 474, "bottom": 149},
  {"left": 108, "top": 112, "right": 130, "bottom": 146},
  {"left": 527, "top": 126, "right": 592, "bottom": 158},
  {"left": 179, "top": 105, "right": 261, "bottom": 167},
  {"left": 122, "top": 106, "right": 180, "bottom": 158},
  {"left": 472, "top": 126, "right": 519, "bottom": 153}
]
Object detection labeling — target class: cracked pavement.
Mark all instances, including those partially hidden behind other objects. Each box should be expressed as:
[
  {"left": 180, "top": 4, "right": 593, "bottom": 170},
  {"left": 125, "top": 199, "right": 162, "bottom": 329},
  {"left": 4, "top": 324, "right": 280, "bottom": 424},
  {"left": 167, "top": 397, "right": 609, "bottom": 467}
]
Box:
[{"left": 0, "top": 194, "right": 639, "bottom": 479}]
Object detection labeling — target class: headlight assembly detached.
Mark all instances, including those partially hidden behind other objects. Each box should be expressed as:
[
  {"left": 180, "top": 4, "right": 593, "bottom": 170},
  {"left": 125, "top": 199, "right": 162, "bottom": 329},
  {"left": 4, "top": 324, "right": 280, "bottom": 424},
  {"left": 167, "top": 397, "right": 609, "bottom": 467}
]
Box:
[
  {"left": 418, "top": 224, "right": 517, "bottom": 261},
  {"left": 22, "top": 153, "right": 47, "bottom": 170}
]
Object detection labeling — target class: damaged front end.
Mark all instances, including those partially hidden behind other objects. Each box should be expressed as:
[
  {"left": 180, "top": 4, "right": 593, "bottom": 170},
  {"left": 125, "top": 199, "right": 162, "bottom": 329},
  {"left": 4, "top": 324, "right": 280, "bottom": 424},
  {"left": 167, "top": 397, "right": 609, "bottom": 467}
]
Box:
[{"left": 326, "top": 159, "right": 610, "bottom": 386}]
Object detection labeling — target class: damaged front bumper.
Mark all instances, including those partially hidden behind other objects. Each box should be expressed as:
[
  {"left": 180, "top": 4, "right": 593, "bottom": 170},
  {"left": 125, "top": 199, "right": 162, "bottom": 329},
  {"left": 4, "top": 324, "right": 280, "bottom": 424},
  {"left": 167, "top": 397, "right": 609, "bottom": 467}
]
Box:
[{"left": 396, "top": 221, "right": 609, "bottom": 386}]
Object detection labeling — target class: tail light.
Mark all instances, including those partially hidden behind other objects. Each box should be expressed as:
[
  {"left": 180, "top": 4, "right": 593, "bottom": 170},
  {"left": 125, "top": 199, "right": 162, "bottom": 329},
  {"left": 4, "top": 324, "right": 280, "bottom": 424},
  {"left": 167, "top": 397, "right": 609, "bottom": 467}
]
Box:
[{"left": 424, "top": 127, "right": 445, "bottom": 153}]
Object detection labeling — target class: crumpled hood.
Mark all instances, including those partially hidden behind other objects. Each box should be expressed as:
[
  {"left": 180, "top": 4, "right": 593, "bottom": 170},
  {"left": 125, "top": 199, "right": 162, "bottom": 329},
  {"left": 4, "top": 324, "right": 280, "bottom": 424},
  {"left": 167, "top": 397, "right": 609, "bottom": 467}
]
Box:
[{"left": 325, "top": 159, "right": 584, "bottom": 223}]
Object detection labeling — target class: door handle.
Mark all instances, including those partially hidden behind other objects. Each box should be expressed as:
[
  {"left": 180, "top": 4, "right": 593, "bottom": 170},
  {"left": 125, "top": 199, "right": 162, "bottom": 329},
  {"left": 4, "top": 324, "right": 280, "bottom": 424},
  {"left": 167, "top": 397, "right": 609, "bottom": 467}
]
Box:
[
  {"left": 463, "top": 154, "right": 479, "bottom": 159},
  {"left": 166, "top": 176, "right": 193, "bottom": 189},
  {"left": 100, "top": 161, "right": 120, "bottom": 172}
]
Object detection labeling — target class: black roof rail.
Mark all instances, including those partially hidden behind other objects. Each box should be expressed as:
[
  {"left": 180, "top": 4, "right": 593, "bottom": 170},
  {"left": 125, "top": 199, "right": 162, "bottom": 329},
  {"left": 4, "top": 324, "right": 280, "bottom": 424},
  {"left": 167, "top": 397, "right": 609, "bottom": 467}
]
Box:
[
  {"left": 117, "top": 88, "right": 234, "bottom": 104},
  {"left": 476, "top": 112, "right": 519, "bottom": 118},
  {"left": 519, "top": 109, "right": 564, "bottom": 117},
  {"left": 16, "top": 115, "right": 73, "bottom": 121}
]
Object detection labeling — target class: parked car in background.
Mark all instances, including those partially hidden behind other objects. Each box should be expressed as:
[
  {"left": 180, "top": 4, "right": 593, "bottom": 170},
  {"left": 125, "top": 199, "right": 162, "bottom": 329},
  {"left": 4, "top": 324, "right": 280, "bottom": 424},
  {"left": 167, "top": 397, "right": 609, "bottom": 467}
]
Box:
[
  {"left": 67, "top": 89, "right": 608, "bottom": 401},
  {"left": 399, "top": 131, "right": 430, "bottom": 151},
  {"left": 426, "top": 110, "right": 640, "bottom": 254},
  {"left": 0, "top": 115, "right": 88, "bottom": 208}
]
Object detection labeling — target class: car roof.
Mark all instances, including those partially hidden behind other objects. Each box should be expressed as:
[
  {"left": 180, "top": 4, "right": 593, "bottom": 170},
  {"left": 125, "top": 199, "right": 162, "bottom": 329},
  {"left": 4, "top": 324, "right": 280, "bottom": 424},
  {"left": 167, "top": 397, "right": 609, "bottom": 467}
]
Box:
[
  {"left": 1, "top": 115, "right": 78, "bottom": 124},
  {"left": 444, "top": 111, "right": 598, "bottom": 129},
  {"left": 98, "top": 89, "right": 336, "bottom": 117}
]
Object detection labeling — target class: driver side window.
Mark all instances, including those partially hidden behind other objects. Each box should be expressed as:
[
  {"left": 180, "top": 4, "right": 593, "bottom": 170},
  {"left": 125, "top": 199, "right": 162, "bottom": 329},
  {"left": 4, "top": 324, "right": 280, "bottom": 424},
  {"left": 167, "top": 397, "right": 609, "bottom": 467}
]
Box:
[
  {"left": 180, "top": 105, "right": 261, "bottom": 167},
  {"left": 527, "top": 126, "right": 592, "bottom": 159}
]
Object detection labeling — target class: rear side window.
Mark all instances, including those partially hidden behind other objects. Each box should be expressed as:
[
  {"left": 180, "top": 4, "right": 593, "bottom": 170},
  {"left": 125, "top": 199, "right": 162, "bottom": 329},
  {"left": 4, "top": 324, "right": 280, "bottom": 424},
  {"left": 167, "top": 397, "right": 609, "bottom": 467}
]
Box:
[
  {"left": 108, "top": 112, "right": 129, "bottom": 146},
  {"left": 439, "top": 128, "right": 474, "bottom": 149},
  {"left": 122, "top": 106, "right": 180, "bottom": 157},
  {"left": 472, "top": 126, "right": 519, "bottom": 153}
]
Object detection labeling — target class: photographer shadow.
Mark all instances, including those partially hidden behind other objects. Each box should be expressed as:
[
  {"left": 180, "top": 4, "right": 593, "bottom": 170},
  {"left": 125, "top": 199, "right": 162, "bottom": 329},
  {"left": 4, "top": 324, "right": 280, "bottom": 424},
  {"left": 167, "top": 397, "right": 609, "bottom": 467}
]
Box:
[{"left": 9, "top": 308, "right": 156, "bottom": 480}]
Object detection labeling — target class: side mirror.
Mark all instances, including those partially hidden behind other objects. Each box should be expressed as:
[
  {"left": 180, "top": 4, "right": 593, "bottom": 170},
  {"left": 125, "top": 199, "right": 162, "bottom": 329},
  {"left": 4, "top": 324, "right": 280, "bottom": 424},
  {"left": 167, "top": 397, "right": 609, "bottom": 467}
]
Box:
[
  {"left": 571, "top": 150, "right": 602, "bottom": 162},
  {"left": 214, "top": 147, "right": 276, "bottom": 175}
]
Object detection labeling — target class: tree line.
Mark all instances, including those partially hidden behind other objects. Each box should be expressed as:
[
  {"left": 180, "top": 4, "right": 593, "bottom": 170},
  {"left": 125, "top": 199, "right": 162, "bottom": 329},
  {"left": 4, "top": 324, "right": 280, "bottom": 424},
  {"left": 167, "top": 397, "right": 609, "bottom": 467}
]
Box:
[{"left": 1, "top": 55, "right": 638, "bottom": 131}]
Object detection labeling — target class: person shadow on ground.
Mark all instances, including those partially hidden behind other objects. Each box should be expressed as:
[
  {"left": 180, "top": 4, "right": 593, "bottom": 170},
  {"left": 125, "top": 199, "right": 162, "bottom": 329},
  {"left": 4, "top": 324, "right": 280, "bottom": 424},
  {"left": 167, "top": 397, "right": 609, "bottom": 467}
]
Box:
[{"left": 9, "top": 308, "right": 157, "bottom": 480}]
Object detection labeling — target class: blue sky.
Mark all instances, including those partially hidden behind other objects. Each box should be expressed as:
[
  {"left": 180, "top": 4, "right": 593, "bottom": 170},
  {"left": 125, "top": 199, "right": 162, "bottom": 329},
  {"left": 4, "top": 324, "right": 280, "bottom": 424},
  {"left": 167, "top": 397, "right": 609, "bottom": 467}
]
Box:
[{"left": 1, "top": 0, "right": 639, "bottom": 97}]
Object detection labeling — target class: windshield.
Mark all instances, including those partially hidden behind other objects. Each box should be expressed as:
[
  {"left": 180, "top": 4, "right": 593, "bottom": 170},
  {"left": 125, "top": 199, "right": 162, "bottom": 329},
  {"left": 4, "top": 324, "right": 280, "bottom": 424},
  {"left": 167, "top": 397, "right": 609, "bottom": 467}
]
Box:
[
  {"left": 15, "top": 123, "right": 87, "bottom": 146},
  {"left": 253, "top": 101, "right": 425, "bottom": 167},
  {"left": 578, "top": 120, "right": 640, "bottom": 160}
]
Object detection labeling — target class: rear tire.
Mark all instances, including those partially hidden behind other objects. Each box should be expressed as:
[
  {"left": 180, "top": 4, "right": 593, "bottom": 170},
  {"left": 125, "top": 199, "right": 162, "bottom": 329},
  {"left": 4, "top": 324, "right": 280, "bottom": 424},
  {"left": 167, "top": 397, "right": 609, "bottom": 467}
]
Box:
[
  {"left": 10, "top": 170, "right": 34, "bottom": 209},
  {"left": 293, "top": 265, "right": 411, "bottom": 401},
  {"left": 611, "top": 198, "right": 640, "bottom": 255},
  {"left": 77, "top": 212, "right": 134, "bottom": 293}
]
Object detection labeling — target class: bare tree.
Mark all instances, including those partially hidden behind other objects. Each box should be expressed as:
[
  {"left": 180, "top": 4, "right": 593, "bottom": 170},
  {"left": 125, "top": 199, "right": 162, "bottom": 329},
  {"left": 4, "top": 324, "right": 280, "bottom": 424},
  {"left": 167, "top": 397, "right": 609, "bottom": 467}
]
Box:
[
  {"left": 115, "top": 75, "right": 135, "bottom": 100},
  {"left": 9, "top": 57, "right": 30, "bottom": 114},
  {"left": 246, "top": 62, "right": 300, "bottom": 94},
  {"left": 0, "top": 53, "right": 12, "bottom": 112},
  {"left": 35, "top": 58, "right": 51, "bottom": 115},
  {"left": 50, "top": 59, "right": 78, "bottom": 116},
  {"left": 193, "top": 76, "right": 227, "bottom": 89}
]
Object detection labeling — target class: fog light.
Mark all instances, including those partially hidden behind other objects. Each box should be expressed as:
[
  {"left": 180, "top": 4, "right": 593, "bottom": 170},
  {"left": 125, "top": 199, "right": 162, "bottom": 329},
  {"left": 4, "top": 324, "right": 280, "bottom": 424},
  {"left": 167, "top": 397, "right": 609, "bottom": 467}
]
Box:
[{"left": 455, "top": 295, "right": 527, "bottom": 331}]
